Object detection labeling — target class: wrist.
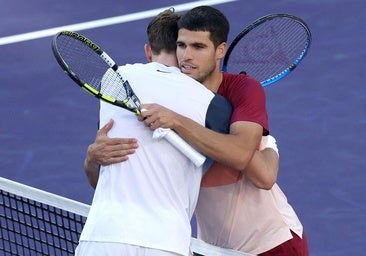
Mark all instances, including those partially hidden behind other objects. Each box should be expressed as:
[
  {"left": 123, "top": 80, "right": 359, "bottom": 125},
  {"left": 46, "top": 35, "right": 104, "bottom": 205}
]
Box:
[
  {"left": 259, "top": 135, "right": 279, "bottom": 156},
  {"left": 84, "top": 153, "right": 100, "bottom": 170}
]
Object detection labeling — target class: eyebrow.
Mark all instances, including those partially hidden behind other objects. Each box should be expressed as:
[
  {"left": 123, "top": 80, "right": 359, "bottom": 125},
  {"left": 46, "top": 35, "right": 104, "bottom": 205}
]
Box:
[{"left": 176, "top": 40, "right": 207, "bottom": 47}]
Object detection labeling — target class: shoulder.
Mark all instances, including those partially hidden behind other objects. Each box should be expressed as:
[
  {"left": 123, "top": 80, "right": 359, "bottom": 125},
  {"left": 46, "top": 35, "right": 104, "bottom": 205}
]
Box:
[
  {"left": 119, "top": 62, "right": 148, "bottom": 72},
  {"left": 222, "top": 72, "right": 261, "bottom": 87},
  {"left": 219, "top": 72, "right": 264, "bottom": 97}
]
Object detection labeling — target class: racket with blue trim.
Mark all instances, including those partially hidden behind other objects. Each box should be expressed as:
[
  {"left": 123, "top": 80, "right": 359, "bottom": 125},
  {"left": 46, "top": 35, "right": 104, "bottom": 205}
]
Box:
[{"left": 222, "top": 13, "right": 312, "bottom": 87}]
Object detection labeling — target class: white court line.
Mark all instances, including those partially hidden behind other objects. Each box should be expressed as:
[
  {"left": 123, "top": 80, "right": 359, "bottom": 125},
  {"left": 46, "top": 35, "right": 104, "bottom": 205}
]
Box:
[{"left": 0, "top": 0, "right": 238, "bottom": 46}]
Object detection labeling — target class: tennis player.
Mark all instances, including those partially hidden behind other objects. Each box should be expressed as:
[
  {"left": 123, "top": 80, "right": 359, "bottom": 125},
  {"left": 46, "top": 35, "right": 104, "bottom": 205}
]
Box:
[
  {"left": 76, "top": 9, "right": 232, "bottom": 256},
  {"left": 83, "top": 5, "right": 308, "bottom": 256},
  {"left": 140, "top": 6, "right": 309, "bottom": 256}
]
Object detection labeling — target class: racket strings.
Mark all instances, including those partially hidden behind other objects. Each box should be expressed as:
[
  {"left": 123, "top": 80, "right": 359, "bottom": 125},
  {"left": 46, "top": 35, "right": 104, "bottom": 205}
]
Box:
[
  {"left": 101, "top": 69, "right": 140, "bottom": 111},
  {"left": 56, "top": 35, "right": 110, "bottom": 92},
  {"left": 56, "top": 35, "right": 137, "bottom": 107},
  {"left": 227, "top": 17, "right": 310, "bottom": 82}
]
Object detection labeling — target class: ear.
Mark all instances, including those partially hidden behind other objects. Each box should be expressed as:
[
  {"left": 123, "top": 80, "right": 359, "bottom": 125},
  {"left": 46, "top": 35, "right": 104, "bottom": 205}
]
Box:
[
  {"left": 216, "top": 42, "right": 227, "bottom": 59},
  {"left": 144, "top": 44, "right": 153, "bottom": 62}
]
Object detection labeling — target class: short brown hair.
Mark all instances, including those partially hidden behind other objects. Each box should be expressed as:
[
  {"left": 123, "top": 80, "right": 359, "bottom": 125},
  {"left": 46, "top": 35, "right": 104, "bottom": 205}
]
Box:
[{"left": 146, "top": 8, "right": 181, "bottom": 54}]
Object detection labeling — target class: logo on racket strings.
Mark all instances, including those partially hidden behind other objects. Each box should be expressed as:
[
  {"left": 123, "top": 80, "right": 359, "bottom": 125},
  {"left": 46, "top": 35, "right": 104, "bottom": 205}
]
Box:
[{"left": 62, "top": 31, "right": 101, "bottom": 52}]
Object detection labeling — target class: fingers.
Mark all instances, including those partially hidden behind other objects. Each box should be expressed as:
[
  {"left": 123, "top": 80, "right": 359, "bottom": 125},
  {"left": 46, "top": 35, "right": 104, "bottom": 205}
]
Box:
[
  {"left": 98, "top": 119, "right": 114, "bottom": 135},
  {"left": 98, "top": 148, "right": 136, "bottom": 166},
  {"left": 139, "top": 104, "right": 173, "bottom": 130},
  {"left": 90, "top": 138, "right": 139, "bottom": 166},
  {"left": 138, "top": 105, "right": 151, "bottom": 121},
  {"left": 138, "top": 105, "right": 158, "bottom": 129},
  {"left": 89, "top": 118, "right": 139, "bottom": 166}
]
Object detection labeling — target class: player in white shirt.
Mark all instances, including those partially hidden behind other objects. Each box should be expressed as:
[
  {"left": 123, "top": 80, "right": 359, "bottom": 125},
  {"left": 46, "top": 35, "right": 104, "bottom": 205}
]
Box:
[{"left": 76, "top": 9, "right": 231, "bottom": 256}]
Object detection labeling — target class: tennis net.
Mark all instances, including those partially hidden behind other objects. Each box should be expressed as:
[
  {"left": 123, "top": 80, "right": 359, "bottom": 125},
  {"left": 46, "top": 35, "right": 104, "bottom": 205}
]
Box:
[{"left": 0, "top": 177, "right": 254, "bottom": 256}]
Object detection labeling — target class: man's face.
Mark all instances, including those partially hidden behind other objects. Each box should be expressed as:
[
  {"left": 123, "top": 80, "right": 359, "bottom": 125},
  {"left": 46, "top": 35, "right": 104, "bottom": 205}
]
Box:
[{"left": 176, "top": 29, "right": 218, "bottom": 85}]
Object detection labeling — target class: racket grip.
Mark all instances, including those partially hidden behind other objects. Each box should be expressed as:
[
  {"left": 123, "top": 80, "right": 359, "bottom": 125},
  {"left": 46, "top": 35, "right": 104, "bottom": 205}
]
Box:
[{"left": 164, "top": 130, "right": 206, "bottom": 167}]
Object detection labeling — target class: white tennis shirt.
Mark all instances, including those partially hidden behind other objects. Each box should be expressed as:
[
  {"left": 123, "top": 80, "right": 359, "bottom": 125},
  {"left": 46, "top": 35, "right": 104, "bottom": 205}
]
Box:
[{"left": 79, "top": 62, "right": 231, "bottom": 256}]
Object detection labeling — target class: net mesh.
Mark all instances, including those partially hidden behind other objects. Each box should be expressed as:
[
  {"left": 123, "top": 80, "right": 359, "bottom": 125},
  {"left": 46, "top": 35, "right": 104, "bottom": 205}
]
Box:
[
  {"left": 0, "top": 178, "right": 88, "bottom": 256},
  {"left": 0, "top": 177, "right": 254, "bottom": 256}
]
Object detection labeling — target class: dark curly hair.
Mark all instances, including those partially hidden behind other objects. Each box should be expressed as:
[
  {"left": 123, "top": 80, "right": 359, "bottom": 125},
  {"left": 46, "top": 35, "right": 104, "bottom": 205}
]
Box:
[{"left": 178, "top": 6, "right": 229, "bottom": 48}]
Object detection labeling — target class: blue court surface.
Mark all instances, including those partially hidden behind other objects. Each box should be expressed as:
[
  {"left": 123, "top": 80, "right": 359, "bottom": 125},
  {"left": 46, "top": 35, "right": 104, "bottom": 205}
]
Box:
[{"left": 1, "top": 0, "right": 365, "bottom": 255}]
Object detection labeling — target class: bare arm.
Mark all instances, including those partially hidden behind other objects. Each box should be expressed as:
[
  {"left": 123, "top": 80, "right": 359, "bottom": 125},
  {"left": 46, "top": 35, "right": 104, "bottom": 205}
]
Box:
[
  {"left": 139, "top": 104, "right": 280, "bottom": 190},
  {"left": 244, "top": 136, "right": 279, "bottom": 189},
  {"left": 84, "top": 119, "right": 138, "bottom": 188},
  {"left": 139, "top": 103, "right": 262, "bottom": 171}
]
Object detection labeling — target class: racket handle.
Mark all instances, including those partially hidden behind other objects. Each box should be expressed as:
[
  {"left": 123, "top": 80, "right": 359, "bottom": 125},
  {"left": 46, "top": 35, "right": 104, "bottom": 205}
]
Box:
[{"left": 164, "top": 130, "right": 206, "bottom": 167}]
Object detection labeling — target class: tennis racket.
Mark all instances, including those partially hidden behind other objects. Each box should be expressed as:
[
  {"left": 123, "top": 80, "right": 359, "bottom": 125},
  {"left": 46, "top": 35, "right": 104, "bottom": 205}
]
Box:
[
  {"left": 52, "top": 30, "right": 206, "bottom": 167},
  {"left": 222, "top": 13, "right": 312, "bottom": 87}
]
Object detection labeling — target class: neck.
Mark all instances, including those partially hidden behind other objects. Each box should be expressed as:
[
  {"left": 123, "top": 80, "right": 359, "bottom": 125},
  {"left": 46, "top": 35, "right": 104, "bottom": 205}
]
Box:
[
  {"left": 202, "top": 68, "right": 223, "bottom": 93},
  {"left": 151, "top": 51, "right": 178, "bottom": 67}
]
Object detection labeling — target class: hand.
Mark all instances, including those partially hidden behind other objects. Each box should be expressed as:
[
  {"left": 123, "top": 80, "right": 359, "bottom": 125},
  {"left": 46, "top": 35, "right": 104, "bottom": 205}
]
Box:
[
  {"left": 87, "top": 119, "right": 139, "bottom": 166},
  {"left": 138, "top": 103, "right": 178, "bottom": 130}
]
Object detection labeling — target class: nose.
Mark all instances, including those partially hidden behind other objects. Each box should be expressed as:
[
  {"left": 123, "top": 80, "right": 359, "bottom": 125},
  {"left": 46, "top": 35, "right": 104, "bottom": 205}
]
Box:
[{"left": 178, "top": 47, "right": 192, "bottom": 62}]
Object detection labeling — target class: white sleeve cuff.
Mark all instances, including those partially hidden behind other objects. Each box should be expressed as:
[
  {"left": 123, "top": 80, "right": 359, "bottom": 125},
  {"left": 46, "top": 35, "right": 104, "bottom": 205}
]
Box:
[{"left": 259, "top": 135, "right": 279, "bottom": 156}]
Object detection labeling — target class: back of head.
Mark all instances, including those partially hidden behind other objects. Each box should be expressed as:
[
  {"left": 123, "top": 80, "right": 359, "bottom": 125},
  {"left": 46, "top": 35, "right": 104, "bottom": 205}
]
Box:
[
  {"left": 178, "top": 6, "right": 229, "bottom": 48},
  {"left": 146, "top": 8, "right": 181, "bottom": 55}
]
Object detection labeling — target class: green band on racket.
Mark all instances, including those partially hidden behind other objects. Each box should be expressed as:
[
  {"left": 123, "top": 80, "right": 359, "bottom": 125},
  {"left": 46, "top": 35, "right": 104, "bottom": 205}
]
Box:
[
  {"left": 83, "top": 83, "right": 99, "bottom": 95},
  {"left": 101, "top": 95, "right": 116, "bottom": 104},
  {"left": 83, "top": 83, "right": 114, "bottom": 104}
]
